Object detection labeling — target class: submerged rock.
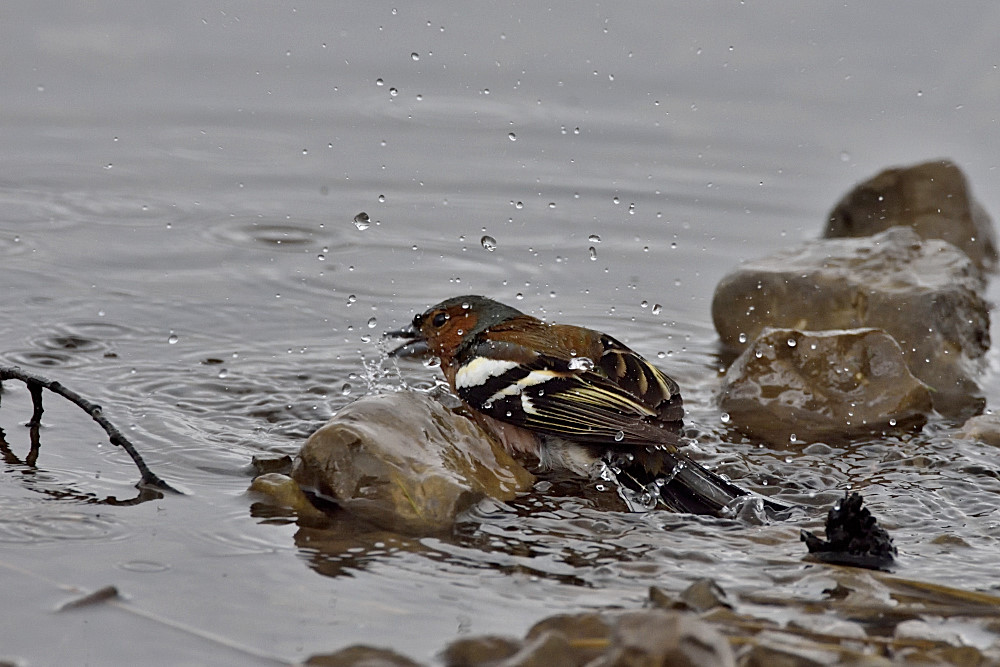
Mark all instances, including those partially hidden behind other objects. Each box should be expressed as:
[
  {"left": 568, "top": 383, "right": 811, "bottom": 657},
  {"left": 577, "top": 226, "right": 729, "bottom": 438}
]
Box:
[
  {"left": 712, "top": 227, "right": 989, "bottom": 415},
  {"left": 719, "top": 328, "right": 932, "bottom": 445},
  {"left": 956, "top": 413, "right": 1000, "bottom": 448},
  {"left": 442, "top": 609, "right": 735, "bottom": 667},
  {"left": 592, "top": 609, "right": 735, "bottom": 667},
  {"left": 825, "top": 159, "right": 997, "bottom": 272},
  {"left": 304, "top": 645, "right": 423, "bottom": 666},
  {"left": 291, "top": 391, "right": 535, "bottom": 533}
]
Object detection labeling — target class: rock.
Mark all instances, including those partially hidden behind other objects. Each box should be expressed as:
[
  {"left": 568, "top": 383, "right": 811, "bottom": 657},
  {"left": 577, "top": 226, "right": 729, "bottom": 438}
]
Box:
[
  {"left": 304, "top": 644, "right": 424, "bottom": 666},
  {"left": 524, "top": 612, "right": 613, "bottom": 665},
  {"left": 956, "top": 413, "right": 1000, "bottom": 447},
  {"left": 824, "top": 159, "right": 997, "bottom": 272},
  {"left": 711, "top": 227, "right": 989, "bottom": 416},
  {"left": 248, "top": 472, "right": 328, "bottom": 521},
  {"left": 678, "top": 578, "right": 734, "bottom": 613},
  {"left": 250, "top": 454, "right": 293, "bottom": 476},
  {"left": 496, "top": 630, "right": 576, "bottom": 667},
  {"left": 649, "top": 580, "right": 735, "bottom": 613},
  {"left": 718, "top": 328, "right": 932, "bottom": 444},
  {"left": 440, "top": 635, "right": 522, "bottom": 667},
  {"left": 291, "top": 391, "right": 535, "bottom": 533},
  {"left": 591, "top": 609, "right": 736, "bottom": 667},
  {"left": 893, "top": 619, "right": 965, "bottom": 646},
  {"left": 738, "top": 631, "right": 852, "bottom": 667}
]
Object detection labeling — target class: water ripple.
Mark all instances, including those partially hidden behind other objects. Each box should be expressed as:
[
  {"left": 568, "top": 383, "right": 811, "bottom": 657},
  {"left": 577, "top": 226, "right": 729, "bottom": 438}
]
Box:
[
  {"left": 0, "top": 505, "right": 128, "bottom": 544},
  {"left": 205, "top": 218, "right": 328, "bottom": 252}
]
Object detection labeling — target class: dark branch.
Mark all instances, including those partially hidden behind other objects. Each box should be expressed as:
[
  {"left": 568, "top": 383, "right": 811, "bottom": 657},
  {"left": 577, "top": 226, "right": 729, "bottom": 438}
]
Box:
[{"left": 0, "top": 365, "right": 180, "bottom": 494}]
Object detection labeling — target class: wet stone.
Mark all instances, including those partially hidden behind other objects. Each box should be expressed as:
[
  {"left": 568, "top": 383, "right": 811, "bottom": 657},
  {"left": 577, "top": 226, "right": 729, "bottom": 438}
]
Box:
[
  {"left": 719, "top": 328, "right": 932, "bottom": 445},
  {"left": 248, "top": 473, "right": 328, "bottom": 521},
  {"left": 712, "top": 227, "right": 989, "bottom": 416},
  {"left": 524, "top": 612, "right": 614, "bottom": 665},
  {"left": 678, "top": 578, "right": 734, "bottom": 613},
  {"left": 497, "top": 630, "right": 576, "bottom": 667},
  {"left": 592, "top": 609, "right": 736, "bottom": 667},
  {"left": 737, "top": 631, "right": 852, "bottom": 667},
  {"left": 291, "top": 391, "right": 535, "bottom": 534},
  {"left": 304, "top": 645, "right": 424, "bottom": 666},
  {"left": 824, "top": 159, "right": 997, "bottom": 273},
  {"left": 956, "top": 413, "right": 1000, "bottom": 447},
  {"left": 440, "top": 635, "right": 523, "bottom": 667}
]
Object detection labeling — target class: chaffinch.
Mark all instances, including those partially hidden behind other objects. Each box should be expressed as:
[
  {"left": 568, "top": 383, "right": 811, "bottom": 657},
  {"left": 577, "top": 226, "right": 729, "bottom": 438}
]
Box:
[{"left": 387, "top": 295, "right": 763, "bottom": 516}]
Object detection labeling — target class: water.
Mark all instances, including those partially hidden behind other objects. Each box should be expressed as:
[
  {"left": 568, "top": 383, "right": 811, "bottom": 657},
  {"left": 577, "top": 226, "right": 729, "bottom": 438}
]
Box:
[{"left": 3, "top": 2, "right": 1000, "bottom": 664}]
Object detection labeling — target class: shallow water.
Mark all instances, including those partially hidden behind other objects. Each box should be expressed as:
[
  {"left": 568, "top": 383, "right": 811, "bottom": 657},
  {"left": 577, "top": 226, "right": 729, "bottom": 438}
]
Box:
[{"left": 3, "top": 2, "right": 1000, "bottom": 664}]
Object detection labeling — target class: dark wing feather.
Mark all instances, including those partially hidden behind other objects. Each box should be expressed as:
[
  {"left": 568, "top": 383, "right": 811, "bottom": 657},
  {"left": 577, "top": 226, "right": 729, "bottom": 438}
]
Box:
[{"left": 456, "top": 334, "right": 684, "bottom": 449}]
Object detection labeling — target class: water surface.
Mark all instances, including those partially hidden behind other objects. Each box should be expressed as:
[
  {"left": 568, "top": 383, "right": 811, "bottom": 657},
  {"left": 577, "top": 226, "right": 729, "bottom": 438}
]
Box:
[{"left": 3, "top": 2, "right": 1000, "bottom": 664}]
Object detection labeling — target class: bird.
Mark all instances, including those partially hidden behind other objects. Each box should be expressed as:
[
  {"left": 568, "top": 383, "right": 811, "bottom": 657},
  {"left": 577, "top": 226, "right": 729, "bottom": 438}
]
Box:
[{"left": 386, "top": 294, "right": 770, "bottom": 516}]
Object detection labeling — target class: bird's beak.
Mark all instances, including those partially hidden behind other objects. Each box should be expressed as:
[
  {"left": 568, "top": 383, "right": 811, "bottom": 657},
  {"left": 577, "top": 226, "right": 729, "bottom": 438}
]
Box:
[{"left": 384, "top": 324, "right": 429, "bottom": 358}]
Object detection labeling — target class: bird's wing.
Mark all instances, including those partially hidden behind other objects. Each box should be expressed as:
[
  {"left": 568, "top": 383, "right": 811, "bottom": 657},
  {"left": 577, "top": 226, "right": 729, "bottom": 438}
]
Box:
[{"left": 454, "top": 334, "right": 684, "bottom": 448}]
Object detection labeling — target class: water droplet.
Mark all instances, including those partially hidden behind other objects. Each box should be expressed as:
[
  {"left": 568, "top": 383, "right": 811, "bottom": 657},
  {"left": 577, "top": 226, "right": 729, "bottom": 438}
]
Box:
[
  {"left": 588, "top": 246, "right": 597, "bottom": 261},
  {"left": 888, "top": 418, "right": 897, "bottom": 427},
  {"left": 217, "top": 368, "right": 229, "bottom": 379},
  {"left": 389, "top": 87, "right": 398, "bottom": 97},
  {"left": 651, "top": 304, "right": 662, "bottom": 315},
  {"left": 480, "top": 235, "right": 497, "bottom": 251},
  {"left": 167, "top": 333, "right": 178, "bottom": 345},
  {"left": 720, "top": 412, "right": 730, "bottom": 424},
  {"left": 353, "top": 212, "right": 371, "bottom": 230},
  {"left": 508, "top": 133, "right": 516, "bottom": 141},
  {"left": 787, "top": 338, "right": 797, "bottom": 348},
  {"left": 588, "top": 234, "right": 601, "bottom": 243},
  {"left": 614, "top": 431, "right": 625, "bottom": 442},
  {"left": 375, "top": 78, "right": 384, "bottom": 86},
  {"left": 378, "top": 194, "right": 385, "bottom": 202},
  {"left": 568, "top": 357, "right": 594, "bottom": 372},
  {"left": 738, "top": 332, "right": 748, "bottom": 344},
  {"left": 346, "top": 295, "right": 357, "bottom": 306},
  {"left": 341, "top": 383, "right": 352, "bottom": 396},
  {"left": 367, "top": 317, "right": 377, "bottom": 328},
  {"left": 410, "top": 52, "right": 420, "bottom": 61}
]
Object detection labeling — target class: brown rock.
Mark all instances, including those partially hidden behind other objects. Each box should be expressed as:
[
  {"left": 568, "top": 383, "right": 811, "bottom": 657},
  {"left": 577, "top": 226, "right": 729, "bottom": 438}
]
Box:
[
  {"left": 956, "top": 413, "right": 1000, "bottom": 447},
  {"left": 824, "top": 159, "right": 997, "bottom": 272},
  {"left": 678, "top": 578, "right": 734, "bottom": 613},
  {"left": 441, "top": 635, "right": 522, "bottom": 667},
  {"left": 304, "top": 644, "right": 424, "bottom": 666},
  {"left": 592, "top": 609, "right": 736, "bottom": 667},
  {"left": 712, "top": 227, "right": 988, "bottom": 416},
  {"left": 248, "top": 472, "right": 328, "bottom": 520},
  {"left": 497, "top": 630, "right": 577, "bottom": 667},
  {"left": 291, "top": 391, "right": 534, "bottom": 533},
  {"left": 719, "top": 328, "right": 932, "bottom": 445},
  {"left": 525, "top": 612, "right": 613, "bottom": 665}
]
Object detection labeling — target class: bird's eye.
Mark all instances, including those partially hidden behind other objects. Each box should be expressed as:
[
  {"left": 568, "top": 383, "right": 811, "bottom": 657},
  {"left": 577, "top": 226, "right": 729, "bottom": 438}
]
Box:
[{"left": 432, "top": 312, "right": 448, "bottom": 327}]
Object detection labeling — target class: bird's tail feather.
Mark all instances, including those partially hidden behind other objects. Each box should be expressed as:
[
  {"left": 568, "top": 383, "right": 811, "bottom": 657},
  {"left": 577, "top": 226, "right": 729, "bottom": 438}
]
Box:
[{"left": 613, "top": 452, "right": 791, "bottom": 517}]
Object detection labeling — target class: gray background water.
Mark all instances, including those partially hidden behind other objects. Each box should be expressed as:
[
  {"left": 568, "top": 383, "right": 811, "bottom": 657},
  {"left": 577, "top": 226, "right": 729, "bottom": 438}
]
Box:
[{"left": 3, "top": 2, "right": 1000, "bottom": 664}]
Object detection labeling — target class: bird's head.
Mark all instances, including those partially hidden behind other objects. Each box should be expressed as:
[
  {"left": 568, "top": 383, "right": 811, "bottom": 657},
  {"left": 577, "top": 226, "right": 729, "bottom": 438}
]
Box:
[{"left": 386, "top": 295, "right": 524, "bottom": 362}]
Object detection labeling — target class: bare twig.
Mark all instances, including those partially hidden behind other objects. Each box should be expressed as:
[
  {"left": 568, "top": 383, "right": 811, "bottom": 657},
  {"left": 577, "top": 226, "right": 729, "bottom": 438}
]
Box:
[{"left": 0, "top": 365, "right": 179, "bottom": 493}]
